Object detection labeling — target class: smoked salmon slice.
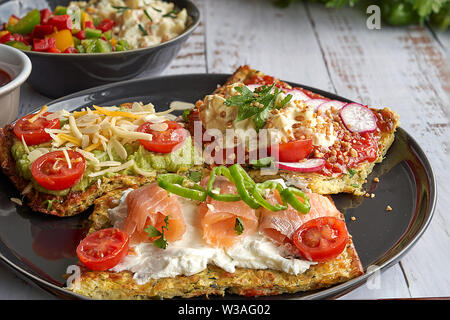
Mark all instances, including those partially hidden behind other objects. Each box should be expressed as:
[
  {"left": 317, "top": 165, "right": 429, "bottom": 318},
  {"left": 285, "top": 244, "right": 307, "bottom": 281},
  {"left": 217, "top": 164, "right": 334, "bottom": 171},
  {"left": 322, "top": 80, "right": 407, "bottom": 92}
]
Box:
[
  {"left": 259, "top": 190, "right": 341, "bottom": 245},
  {"left": 198, "top": 176, "right": 258, "bottom": 249},
  {"left": 123, "top": 183, "right": 186, "bottom": 244}
]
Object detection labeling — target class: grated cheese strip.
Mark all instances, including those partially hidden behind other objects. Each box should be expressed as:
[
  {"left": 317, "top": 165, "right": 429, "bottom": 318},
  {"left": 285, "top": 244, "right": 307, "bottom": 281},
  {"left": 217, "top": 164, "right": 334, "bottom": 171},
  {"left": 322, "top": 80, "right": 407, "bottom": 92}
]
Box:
[
  {"left": 28, "top": 105, "right": 48, "bottom": 123},
  {"left": 68, "top": 115, "right": 83, "bottom": 140},
  {"left": 75, "top": 148, "right": 99, "bottom": 164},
  {"left": 88, "top": 159, "right": 134, "bottom": 178},
  {"left": 62, "top": 149, "right": 72, "bottom": 169},
  {"left": 10, "top": 198, "right": 22, "bottom": 205},
  {"left": 111, "top": 137, "right": 127, "bottom": 161},
  {"left": 21, "top": 135, "right": 30, "bottom": 154},
  {"left": 84, "top": 141, "right": 101, "bottom": 152},
  {"left": 111, "top": 126, "right": 152, "bottom": 141},
  {"left": 57, "top": 133, "right": 81, "bottom": 146},
  {"left": 93, "top": 105, "right": 143, "bottom": 119},
  {"left": 133, "top": 164, "right": 156, "bottom": 177},
  {"left": 95, "top": 161, "right": 122, "bottom": 167}
]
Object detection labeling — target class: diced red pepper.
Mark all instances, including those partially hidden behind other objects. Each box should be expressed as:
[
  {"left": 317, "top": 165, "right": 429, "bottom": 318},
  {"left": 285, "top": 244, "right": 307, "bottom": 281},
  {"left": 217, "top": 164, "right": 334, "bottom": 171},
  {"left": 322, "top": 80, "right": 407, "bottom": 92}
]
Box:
[
  {"left": 47, "top": 15, "right": 72, "bottom": 31},
  {"left": 33, "top": 25, "right": 54, "bottom": 38},
  {"left": 12, "top": 33, "right": 24, "bottom": 42},
  {"left": 84, "top": 21, "right": 94, "bottom": 29},
  {"left": 63, "top": 47, "right": 78, "bottom": 53},
  {"left": 100, "top": 36, "right": 107, "bottom": 41},
  {"left": 0, "top": 32, "right": 14, "bottom": 44},
  {"left": 40, "top": 8, "right": 53, "bottom": 25},
  {"left": 23, "top": 34, "right": 33, "bottom": 45},
  {"left": 74, "top": 30, "right": 86, "bottom": 40},
  {"left": 96, "top": 19, "right": 115, "bottom": 32},
  {"left": 33, "top": 37, "right": 56, "bottom": 52},
  {"left": 11, "top": 14, "right": 20, "bottom": 20},
  {"left": 47, "top": 47, "right": 61, "bottom": 53}
]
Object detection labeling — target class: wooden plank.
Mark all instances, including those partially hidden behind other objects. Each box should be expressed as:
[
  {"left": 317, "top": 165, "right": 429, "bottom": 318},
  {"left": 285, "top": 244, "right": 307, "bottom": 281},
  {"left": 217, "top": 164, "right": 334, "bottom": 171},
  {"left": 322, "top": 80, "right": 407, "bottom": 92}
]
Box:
[
  {"left": 204, "top": 0, "right": 334, "bottom": 92},
  {"left": 339, "top": 263, "right": 411, "bottom": 299},
  {"left": 307, "top": 2, "right": 450, "bottom": 298}
]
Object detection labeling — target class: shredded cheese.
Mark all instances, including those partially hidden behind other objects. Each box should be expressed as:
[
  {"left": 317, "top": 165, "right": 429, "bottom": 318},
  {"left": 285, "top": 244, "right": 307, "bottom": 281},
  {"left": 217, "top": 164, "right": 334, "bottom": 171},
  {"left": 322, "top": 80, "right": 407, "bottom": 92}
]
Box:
[
  {"left": 62, "top": 149, "right": 72, "bottom": 169},
  {"left": 21, "top": 135, "right": 30, "bottom": 154},
  {"left": 88, "top": 159, "right": 135, "bottom": 178},
  {"left": 28, "top": 105, "right": 48, "bottom": 123}
]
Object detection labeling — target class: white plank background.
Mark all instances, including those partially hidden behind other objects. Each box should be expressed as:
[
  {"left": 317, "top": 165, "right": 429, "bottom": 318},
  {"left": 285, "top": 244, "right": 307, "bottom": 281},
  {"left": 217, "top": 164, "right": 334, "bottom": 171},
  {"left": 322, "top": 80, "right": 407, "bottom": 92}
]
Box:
[{"left": 2, "top": 0, "right": 449, "bottom": 300}]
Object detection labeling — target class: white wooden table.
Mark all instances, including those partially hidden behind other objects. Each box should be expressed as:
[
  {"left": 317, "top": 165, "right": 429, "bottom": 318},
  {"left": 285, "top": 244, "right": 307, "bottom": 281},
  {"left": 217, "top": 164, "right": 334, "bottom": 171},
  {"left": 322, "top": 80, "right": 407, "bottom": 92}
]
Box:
[{"left": 1, "top": 0, "right": 449, "bottom": 300}]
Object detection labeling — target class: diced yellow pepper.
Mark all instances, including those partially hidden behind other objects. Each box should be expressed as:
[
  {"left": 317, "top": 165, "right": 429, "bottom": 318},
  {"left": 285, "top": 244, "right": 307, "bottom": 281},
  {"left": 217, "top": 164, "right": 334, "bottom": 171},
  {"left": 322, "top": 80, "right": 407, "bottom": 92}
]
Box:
[
  {"left": 8, "top": 17, "right": 18, "bottom": 26},
  {"left": 46, "top": 30, "right": 74, "bottom": 52},
  {"left": 0, "top": 30, "right": 10, "bottom": 38},
  {"left": 110, "top": 38, "right": 117, "bottom": 46},
  {"left": 81, "top": 11, "right": 93, "bottom": 30}
]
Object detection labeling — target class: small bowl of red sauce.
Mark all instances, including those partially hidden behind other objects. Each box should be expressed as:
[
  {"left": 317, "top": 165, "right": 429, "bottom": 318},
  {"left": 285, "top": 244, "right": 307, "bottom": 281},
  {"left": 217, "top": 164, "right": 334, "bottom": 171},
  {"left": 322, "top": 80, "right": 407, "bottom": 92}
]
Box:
[{"left": 0, "top": 43, "right": 31, "bottom": 126}]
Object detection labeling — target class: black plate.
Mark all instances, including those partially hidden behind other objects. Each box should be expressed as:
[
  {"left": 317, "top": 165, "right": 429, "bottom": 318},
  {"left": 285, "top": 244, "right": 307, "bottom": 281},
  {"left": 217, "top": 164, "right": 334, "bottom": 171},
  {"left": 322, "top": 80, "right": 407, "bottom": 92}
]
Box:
[{"left": 0, "top": 74, "right": 436, "bottom": 300}]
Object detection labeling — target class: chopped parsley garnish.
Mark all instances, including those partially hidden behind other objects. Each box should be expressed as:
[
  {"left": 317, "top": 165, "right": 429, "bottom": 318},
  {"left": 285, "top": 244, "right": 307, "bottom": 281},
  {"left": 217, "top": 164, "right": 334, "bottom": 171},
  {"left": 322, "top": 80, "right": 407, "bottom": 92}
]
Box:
[
  {"left": 152, "top": 6, "right": 162, "bottom": 12},
  {"left": 143, "top": 9, "right": 152, "bottom": 22},
  {"left": 347, "top": 168, "right": 357, "bottom": 177},
  {"left": 351, "top": 183, "right": 360, "bottom": 188},
  {"left": 138, "top": 24, "right": 148, "bottom": 35},
  {"left": 145, "top": 216, "right": 169, "bottom": 249},
  {"left": 182, "top": 108, "right": 191, "bottom": 122},
  {"left": 42, "top": 199, "right": 56, "bottom": 211},
  {"left": 162, "top": 10, "right": 178, "bottom": 18},
  {"left": 234, "top": 217, "right": 244, "bottom": 235},
  {"left": 112, "top": 5, "right": 130, "bottom": 13},
  {"left": 224, "top": 85, "right": 292, "bottom": 131}
]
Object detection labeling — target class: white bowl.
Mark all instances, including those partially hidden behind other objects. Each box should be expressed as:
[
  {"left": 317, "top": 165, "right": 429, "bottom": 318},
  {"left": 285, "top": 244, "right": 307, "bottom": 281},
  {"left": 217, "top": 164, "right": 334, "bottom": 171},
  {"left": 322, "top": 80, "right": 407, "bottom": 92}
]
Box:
[{"left": 0, "top": 44, "right": 32, "bottom": 127}]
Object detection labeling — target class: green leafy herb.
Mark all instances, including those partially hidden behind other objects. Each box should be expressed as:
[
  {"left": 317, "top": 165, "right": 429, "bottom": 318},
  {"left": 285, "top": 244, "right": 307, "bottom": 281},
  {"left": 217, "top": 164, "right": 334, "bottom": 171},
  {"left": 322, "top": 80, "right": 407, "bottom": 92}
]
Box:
[
  {"left": 351, "top": 183, "right": 360, "bottom": 188},
  {"left": 42, "top": 199, "right": 56, "bottom": 211},
  {"left": 145, "top": 216, "right": 169, "bottom": 249},
  {"left": 111, "top": 5, "right": 130, "bottom": 13},
  {"left": 138, "top": 24, "right": 148, "bottom": 35},
  {"left": 347, "top": 168, "right": 357, "bottom": 177},
  {"left": 277, "top": 94, "right": 293, "bottom": 108},
  {"left": 163, "top": 10, "right": 178, "bottom": 18},
  {"left": 143, "top": 9, "right": 153, "bottom": 22},
  {"left": 152, "top": 6, "right": 162, "bottom": 12},
  {"left": 224, "top": 85, "right": 282, "bottom": 131},
  {"left": 234, "top": 217, "right": 245, "bottom": 235},
  {"left": 182, "top": 108, "right": 191, "bottom": 122}
]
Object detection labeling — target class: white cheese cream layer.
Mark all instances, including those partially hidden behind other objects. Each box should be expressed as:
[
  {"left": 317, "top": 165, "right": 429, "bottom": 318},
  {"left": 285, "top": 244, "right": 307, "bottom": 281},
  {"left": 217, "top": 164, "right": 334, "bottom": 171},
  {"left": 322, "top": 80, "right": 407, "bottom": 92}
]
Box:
[{"left": 108, "top": 189, "right": 315, "bottom": 285}]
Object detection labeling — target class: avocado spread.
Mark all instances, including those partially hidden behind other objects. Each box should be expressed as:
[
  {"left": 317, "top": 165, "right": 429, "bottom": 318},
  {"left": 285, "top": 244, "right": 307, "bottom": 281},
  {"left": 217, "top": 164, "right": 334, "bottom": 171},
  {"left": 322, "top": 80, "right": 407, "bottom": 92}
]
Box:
[{"left": 11, "top": 136, "right": 200, "bottom": 196}]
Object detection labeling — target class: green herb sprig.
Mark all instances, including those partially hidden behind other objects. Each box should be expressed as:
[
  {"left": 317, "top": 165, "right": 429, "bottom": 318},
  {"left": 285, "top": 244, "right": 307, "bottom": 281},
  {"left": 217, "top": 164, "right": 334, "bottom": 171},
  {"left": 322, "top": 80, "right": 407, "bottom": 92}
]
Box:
[
  {"left": 234, "top": 217, "right": 245, "bottom": 235},
  {"left": 224, "top": 85, "right": 292, "bottom": 131},
  {"left": 112, "top": 5, "right": 130, "bottom": 14},
  {"left": 138, "top": 24, "right": 148, "bottom": 35},
  {"left": 145, "top": 216, "right": 169, "bottom": 249},
  {"left": 163, "top": 10, "right": 178, "bottom": 18}
]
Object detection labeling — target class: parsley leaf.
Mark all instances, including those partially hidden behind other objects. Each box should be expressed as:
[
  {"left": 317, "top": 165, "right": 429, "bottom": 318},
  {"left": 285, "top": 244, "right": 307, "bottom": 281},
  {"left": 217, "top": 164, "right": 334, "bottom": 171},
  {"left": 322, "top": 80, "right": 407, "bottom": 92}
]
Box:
[
  {"left": 224, "top": 84, "right": 283, "bottom": 131},
  {"left": 42, "top": 199, "right": 56, "bottom": 211},
  {"left": 112, "top": 5, "right": 130, "bottom": 13},
  {"left": 250, "top": 157, "right": 274, "bottom": 168},
  {"left": 145, "top": 216, "right": 170, "bottom": 249},
  {"left": 188, "top": 170, "right": 203, "bottom": 183},
  {"left": 347, "top": 168, "right": 357, "bottom": 177},
  {"left": 234, "top": 217, "right": 245, "bottom": 235}
]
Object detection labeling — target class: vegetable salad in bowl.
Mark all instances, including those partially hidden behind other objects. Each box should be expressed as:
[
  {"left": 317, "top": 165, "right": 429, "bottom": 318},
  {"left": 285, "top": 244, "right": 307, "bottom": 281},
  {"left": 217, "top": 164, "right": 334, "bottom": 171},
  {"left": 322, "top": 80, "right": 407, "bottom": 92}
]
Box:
[{"left": 0, "top": 0, "right": 190, "bottom": 53}]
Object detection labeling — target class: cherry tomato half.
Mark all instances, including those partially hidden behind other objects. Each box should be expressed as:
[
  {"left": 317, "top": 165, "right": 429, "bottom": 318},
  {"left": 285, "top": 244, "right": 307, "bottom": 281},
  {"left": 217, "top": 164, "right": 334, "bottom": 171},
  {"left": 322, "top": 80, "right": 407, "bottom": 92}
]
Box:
[
  {"left": 76, "top": 228, "right": 129, "bottom": 271},
  {"left": 13, "top": 112, "right": 60, "bottom": 146},
  {"left": 271, "top": 139, "right": 313, "bottom": 162},
  {"left": 31, "top": 150, "right": 86, "bottom": 190},
  {"left": 292, "top": 216, "right": 348, "bottom": 263},
  {"left": 137, "top": 121, "right": 188, "bottom": 154}
]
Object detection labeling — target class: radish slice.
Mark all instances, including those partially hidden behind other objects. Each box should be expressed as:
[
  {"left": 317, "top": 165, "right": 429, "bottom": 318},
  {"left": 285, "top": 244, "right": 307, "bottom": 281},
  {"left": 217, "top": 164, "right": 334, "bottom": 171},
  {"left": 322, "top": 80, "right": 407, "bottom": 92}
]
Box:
[
  {"left": 285, "top": 88, "right": 310, "bottom": 101},
  {"left": 339, "top": 103, "right": 377, "bottom": 133},
  {"left": 276, "top": 158, "right": 326, "bottom": 173},
  {"left": 305, "top": 99, "right": 329, "bottom": 110},
  {"left": 317, "top": 100, "right": 346, "bottom": 114}
]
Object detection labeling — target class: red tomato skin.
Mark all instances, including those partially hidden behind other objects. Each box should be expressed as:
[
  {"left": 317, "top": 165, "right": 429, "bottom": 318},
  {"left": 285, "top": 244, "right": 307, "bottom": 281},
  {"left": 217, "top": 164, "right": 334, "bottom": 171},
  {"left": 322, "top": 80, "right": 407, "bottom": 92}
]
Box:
[
  {"left": 13, "top": 112, "right": 60, "bottom": 145},
  {"left": 137, "top": 121, "right": 188, "bottom": 154},
  {"left": 292, "top": 217, "right": 348, "bottom": 263},
  {"left": 76, "top": 228, "right": 129, "bottom": 271},
  {"left": 270, "top": 139, "right": 313, "bottom": 162},
  {"left": 31, "top": 150, "right": 86, "bottom": 191}
]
